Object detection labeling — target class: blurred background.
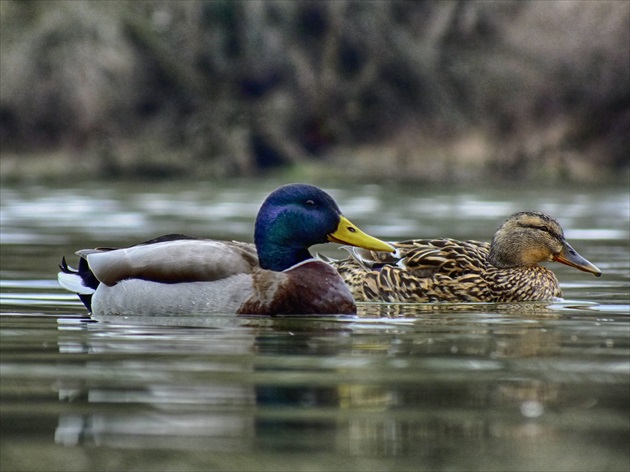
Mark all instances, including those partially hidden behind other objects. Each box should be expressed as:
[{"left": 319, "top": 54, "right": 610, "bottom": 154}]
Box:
[
  {"left": 1, "top": 0, "right": 628, "bottom": 184},
  {"left": 1, "top": 5, "right": 629, "bottom": 471}
]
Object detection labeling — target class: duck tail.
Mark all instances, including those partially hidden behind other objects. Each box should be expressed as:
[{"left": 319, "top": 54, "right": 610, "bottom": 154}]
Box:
[{"left": 58, "top": 257, "right": 99, "bottom": 311}]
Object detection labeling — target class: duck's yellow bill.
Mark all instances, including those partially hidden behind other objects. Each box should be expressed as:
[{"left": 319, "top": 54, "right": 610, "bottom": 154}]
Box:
[{"left": 327, "top": 216, "right": 395, "bottom": 253}]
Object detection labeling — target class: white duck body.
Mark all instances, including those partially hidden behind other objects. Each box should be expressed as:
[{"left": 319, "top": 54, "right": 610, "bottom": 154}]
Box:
[
  {"left": 59, "top": 237, "right": 361, "bottom": 317},
  {"left": 59, "top": 238, "right": 260, "bottom": 317},
  {"left": 91, "top": 274, "right": 255, "bottom": 317}
]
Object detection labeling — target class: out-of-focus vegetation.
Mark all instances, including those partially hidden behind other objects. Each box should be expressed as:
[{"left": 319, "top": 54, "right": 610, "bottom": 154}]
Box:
[{"left": 1, "top": 0, "right": 628, "bottom": 182}]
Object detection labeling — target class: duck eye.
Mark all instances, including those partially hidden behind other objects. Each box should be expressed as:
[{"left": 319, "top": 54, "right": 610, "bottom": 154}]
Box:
[
  {"left": 305, "top": 199, "right": 316, "bottom": 207},
  {"left": 534, "top": 225, "right": 563, "bottom": 241}
]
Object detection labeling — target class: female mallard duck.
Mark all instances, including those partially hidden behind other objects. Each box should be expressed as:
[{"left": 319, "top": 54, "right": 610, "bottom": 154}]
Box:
[
  {"left": 332, "top": 211, "right": 601, "bottom": 303},
  {"left": 58, "top": 184, "right": 394, "bottom": 317}
]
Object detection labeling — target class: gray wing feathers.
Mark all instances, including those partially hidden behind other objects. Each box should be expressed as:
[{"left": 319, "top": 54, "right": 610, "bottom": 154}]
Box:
[{"left": 81, "top": 240, "right": 258, "bottom": 286}]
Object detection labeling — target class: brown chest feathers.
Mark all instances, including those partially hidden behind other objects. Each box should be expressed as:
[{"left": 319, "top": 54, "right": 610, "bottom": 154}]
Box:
[{"left": 238, "top": 260, "right": 356, "bottom": 315}]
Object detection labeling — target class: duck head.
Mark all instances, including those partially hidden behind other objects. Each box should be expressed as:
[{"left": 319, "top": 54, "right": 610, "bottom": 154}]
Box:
[
  {"left": 488, "top": 211, "right": 601, "bottom": 276},
  {"left": 255, "top": 184, "right": 394, "bottom": 271}
]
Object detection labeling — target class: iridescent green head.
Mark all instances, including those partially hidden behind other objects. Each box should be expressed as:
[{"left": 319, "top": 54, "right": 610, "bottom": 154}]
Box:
[{"left": 254, "top": 184, "right": 393, "bottom": 271}]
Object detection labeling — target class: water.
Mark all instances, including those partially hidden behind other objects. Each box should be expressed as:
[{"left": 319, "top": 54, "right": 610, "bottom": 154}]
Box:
[{"left": 1, "top": 179, "right": 629, "bottom": 471}]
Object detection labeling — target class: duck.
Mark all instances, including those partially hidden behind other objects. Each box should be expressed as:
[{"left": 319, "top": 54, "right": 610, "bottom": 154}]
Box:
[
  {"left": 58, "top": 183, "right": 395, "bottom": 317},
  {"left": 330, "top": 211, "right": 601, "bottom": 303}
]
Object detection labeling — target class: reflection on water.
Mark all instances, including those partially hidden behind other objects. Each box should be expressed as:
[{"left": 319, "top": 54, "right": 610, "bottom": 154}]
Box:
[
  {"left": 13, "top": 314, "right": 624, "bottom": 468},
  {"left": 2, "top": 307, "right": 628, "bottom": 470},
  {"left": 1, "top": 181, "right": 629, "bottom": 471}
]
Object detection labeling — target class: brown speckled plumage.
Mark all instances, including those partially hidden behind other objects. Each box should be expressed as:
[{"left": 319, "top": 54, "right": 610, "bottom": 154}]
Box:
[{"left": 333, "top": 212, "right": 602, "bottom": 303}]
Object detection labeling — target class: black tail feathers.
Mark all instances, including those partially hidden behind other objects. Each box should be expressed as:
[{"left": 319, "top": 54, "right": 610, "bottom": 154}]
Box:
[{"left": 59, "top": 256, "right": 99, "bottom": 311}]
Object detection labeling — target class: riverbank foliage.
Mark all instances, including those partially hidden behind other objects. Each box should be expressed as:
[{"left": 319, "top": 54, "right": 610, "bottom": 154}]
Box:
[{"left": 1, "top": 0, "right": 628, "bottom": 183}]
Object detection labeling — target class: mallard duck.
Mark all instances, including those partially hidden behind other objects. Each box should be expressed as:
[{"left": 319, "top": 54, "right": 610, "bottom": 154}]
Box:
[
  {"left": 331, "top": 211, "right": 601, "bottom": 303},
  {"left": 58, "top": 183, "right": 394, "bottom": 317}
]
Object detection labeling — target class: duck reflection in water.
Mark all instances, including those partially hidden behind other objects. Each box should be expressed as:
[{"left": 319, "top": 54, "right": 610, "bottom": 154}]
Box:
[{"left": 52, "top": 318, "right": 583, "bottom": 466}]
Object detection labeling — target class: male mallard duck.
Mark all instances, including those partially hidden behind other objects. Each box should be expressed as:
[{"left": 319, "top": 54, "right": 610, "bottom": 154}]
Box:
[
  {"left": 58, "top": 184, "right": 394, "bottom": 317},
  {"left": 331, "top": 211, "right": 601, "bottom": 303}
]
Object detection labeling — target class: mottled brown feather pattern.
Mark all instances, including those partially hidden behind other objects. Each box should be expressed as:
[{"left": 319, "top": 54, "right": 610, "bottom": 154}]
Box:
[
  {"left": 330, "top": 211, "right": 599, "bottom": 303},
  {"left": 335, "top": 239, "right": 562, "bottom": 303}
]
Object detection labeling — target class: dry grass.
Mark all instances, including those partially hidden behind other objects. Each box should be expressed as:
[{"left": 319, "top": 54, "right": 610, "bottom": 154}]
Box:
[{"left": 0, "top": 0, "right": 628, "bottom": 183}]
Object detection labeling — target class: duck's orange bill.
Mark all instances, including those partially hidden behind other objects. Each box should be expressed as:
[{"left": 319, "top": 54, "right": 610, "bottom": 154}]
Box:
[{"left": 553, "top": 241, "right": 602, "bottom": 277}]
